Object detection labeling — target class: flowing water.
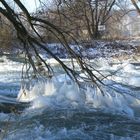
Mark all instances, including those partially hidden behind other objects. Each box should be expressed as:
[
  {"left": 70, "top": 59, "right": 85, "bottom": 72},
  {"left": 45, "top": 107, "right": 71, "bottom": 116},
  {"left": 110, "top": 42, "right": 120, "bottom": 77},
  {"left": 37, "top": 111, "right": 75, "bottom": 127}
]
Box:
[{"left": 0, "top": 56, "right": 140, "bottom": 140}]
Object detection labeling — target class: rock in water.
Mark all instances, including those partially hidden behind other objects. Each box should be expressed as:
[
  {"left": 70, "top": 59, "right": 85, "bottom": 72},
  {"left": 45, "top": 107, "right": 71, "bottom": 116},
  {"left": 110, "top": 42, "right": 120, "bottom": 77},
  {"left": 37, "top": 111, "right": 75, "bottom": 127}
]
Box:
[{"left": 0, "top": 95, "right": 29, "bottom": 113}]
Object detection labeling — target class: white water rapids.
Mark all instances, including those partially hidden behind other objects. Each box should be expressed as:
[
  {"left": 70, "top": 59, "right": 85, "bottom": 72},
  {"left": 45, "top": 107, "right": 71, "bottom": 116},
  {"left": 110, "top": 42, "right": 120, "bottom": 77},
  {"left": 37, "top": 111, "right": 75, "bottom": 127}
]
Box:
[{"left": 0, "top": 56, "right": 140, "bottom": 140}]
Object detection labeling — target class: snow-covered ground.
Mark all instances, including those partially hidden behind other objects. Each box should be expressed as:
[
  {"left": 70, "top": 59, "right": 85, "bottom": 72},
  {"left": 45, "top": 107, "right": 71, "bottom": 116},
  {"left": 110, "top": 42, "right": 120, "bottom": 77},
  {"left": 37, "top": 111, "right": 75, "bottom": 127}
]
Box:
[
  {"left": 6, "top": 40, "right": 139, "bottom": 60},
  {"left": 39, "top": 41, "right": 136, "bottom": 59}
]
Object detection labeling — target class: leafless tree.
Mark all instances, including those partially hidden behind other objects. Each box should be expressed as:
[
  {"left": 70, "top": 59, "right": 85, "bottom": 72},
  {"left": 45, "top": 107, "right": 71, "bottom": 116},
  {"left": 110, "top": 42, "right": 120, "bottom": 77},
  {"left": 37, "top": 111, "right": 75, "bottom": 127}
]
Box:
[
  {"left": 51, "top": 0, "right": 117, "bottom": 40},
  {"left": 0, "top": 13, "right": 14, "bottom": 52},
  {"left": 0, "top": 0, "right": 104, "bottom": 89}
]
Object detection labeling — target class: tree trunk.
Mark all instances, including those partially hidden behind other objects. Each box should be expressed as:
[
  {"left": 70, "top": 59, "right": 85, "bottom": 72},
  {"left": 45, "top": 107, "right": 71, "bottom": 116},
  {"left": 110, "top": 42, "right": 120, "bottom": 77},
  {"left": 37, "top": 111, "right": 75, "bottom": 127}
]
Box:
[{"left": 131, "top": 0, "right": 140, "bottom": 14}]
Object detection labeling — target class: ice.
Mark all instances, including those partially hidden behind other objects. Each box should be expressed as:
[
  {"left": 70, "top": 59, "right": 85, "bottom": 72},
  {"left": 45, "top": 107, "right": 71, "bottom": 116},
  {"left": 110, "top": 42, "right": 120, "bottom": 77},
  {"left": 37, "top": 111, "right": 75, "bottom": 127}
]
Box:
[
  {"left": 0, "top": 56, "right": 139, "bottom": 117},
  {"left": 16, "top": 78, "right": 136, "bottom": 117}
]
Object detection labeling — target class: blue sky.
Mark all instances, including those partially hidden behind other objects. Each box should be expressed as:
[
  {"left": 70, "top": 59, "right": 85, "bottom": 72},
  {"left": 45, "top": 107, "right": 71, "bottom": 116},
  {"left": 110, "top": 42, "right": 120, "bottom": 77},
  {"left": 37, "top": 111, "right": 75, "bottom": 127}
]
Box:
[
  {"left": 1, "top": 0, "right": 139, "bottom": 12},
  {"left": 0, "top": 0, "right": 40, "bottom": 12},
  {"left": 21, "top": 0, "right": 40, "bottom": 12},
  {"left": 21, "top": 0, "right": 140, "bottom": 12},
  {"left": 21, "top": 0, "right": 53, "bottom": 12}
]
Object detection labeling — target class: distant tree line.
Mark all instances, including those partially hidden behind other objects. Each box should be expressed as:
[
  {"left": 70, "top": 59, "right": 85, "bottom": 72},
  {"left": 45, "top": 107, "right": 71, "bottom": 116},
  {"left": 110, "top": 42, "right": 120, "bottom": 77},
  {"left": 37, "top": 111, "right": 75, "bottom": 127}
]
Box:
[
  {"left": 0, "top": 0, "right": 135, "bottom": 47},
  {"left": 39, "top": 0, "right": 133, "bottom": 42}
]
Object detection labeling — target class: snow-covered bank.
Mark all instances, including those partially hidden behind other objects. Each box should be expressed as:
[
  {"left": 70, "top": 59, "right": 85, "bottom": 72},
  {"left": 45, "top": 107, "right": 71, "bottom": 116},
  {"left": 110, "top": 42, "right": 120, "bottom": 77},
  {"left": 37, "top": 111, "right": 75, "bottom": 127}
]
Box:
[
  {"left": 3, "top": 40, "right": 138, "bottom": 60},
  {"left": 39, "top": 40, "right": 137, "bottom": 59}
]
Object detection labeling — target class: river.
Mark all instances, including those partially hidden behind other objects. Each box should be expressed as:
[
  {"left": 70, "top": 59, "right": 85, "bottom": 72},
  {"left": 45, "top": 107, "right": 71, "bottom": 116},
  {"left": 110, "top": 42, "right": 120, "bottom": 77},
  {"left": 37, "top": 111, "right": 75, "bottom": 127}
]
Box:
[{"left": 0, "top": 56, "right": 140, "bottom": 140}]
